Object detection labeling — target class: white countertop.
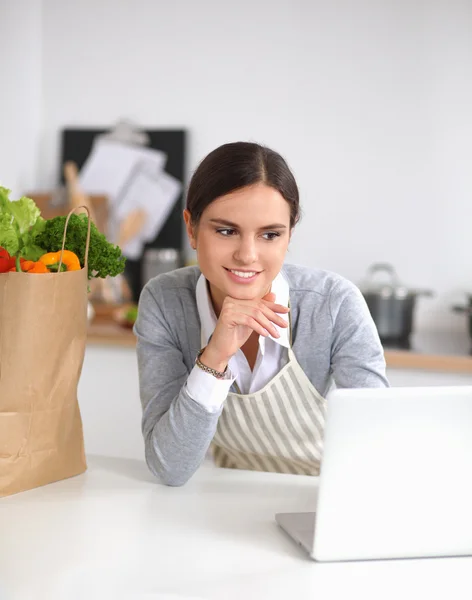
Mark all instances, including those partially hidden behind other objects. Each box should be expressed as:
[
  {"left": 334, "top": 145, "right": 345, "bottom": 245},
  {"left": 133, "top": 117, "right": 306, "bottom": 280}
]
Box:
[{"left": 1, "top": 455, "right": 471, "bottom": 600}]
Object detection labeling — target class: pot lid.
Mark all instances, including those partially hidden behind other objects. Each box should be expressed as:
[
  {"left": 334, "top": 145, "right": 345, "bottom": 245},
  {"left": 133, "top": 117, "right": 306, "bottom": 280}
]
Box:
[{"left": 360, "top": 263, "right": 411, "bottom": 298}]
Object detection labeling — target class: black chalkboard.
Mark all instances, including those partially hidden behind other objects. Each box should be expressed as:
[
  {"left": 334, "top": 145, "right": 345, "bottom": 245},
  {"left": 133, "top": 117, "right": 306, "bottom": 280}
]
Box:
[{"left": 59, "top": 127, "right": 187, "bottom": 301}]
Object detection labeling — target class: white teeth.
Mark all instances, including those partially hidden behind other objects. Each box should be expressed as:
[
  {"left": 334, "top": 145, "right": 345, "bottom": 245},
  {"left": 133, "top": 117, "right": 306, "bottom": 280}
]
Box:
[{"left": 230, "top": 270, "right": 257, "bottom": 279}]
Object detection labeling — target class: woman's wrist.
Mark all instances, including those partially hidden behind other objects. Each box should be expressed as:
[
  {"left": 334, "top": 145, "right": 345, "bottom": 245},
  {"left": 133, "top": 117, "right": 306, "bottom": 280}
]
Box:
[{"left": 200, "top": 346, "right": 229, "bottom": 374}]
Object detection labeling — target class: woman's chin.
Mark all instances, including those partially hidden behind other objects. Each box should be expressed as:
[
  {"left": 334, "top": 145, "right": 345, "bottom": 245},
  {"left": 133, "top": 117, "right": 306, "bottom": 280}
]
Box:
[{"left": 226, "top": 284, "right": 267, "bottom": 300}]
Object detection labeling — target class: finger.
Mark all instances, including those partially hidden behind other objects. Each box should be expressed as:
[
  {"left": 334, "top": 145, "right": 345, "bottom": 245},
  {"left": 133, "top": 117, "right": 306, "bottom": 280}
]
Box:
[
  {"left": 245, "top": 308, "right": 282, "bottom": 337},
  {"left": 233, "top": 309, "right": 280, "bottom": 338},
  {"left": 261, "top": 300, "right": 290, "bottom": 314},
  {"left": 262, "top": 292, "right": 276, "bottom": 303},
  {"left": 223, "top": 299, "right": 288, "bottom": 327},
  {"left": 245, "top": 317, "right": 270, "bottom": 337},
  {"left": 222, "top": 308, "right": 271, "bottom": 336},
  {"left": 255, "top": 305, "right": 289, "bottom": 328}
]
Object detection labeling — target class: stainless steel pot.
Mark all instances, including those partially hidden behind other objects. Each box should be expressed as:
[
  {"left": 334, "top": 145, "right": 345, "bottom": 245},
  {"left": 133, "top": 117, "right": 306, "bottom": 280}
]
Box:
[
  {"left": 360, "top": 263, "right": 433, "bottom": 344},
  {"left": 452, "top": 296, "right": 472, "bottom": 339}
]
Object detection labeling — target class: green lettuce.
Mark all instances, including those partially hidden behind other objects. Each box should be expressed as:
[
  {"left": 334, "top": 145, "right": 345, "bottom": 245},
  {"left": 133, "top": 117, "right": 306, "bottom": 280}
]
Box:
[
  {"left": 0, "top": 187, "right": 46, "bottom": 261},
  {"left": 0, "top": 212, "right": 19, "bottom": 255}
]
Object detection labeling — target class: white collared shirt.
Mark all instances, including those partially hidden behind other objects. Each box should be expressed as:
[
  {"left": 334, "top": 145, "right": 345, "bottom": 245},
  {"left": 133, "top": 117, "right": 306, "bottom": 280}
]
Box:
[{"left": 185, "top": 272, "right": 290, "bottom": 413}]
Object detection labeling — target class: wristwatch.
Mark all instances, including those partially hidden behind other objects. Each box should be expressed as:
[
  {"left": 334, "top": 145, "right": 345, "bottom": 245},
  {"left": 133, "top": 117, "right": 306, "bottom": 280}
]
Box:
[{"left": 195, "top": 348, "right": 228, "bottom": 380}]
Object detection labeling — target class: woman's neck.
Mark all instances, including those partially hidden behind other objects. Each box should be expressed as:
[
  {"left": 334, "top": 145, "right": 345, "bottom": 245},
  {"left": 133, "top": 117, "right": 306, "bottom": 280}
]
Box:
[{"left": 207, "top": 281, "right": 224, "bottom": 317}]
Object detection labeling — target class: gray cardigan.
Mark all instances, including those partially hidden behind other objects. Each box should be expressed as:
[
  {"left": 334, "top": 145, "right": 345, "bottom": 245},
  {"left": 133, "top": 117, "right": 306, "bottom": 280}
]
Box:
[{"left": 134, "top": 263, "right": 389, "bottom": 486}]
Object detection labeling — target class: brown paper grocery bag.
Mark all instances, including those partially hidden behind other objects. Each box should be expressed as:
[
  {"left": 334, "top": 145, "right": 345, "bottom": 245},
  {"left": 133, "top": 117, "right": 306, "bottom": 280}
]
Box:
[{"left": 0, "top": 207, "right": 91, "bottom": 497}]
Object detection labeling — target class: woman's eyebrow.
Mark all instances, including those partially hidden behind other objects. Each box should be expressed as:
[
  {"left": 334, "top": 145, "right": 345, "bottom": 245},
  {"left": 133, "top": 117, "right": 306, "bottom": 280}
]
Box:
[{"left": 209, "top": 218, "right": 287, "bottom": 230}]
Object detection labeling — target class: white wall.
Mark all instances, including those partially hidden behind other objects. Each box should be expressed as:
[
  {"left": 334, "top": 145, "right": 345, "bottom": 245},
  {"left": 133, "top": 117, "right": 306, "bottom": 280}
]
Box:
[
  {"left": 0, "top": 0, "right": 43, "bottom": 196},
  {"left": 6, "top": 0, "right": 472, "bottom": 332}
]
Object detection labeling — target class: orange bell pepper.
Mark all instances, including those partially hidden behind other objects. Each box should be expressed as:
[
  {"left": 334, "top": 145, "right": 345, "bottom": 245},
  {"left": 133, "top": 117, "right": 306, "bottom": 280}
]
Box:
[
  {"left": 26, "top": 261, "right": 50, "bottom": 273},
  {"left": 9, "top": 260, "right": 49, "bottom": 273},
  {"left": 39, "top": 250, "right": 81, "bottom": 272}
]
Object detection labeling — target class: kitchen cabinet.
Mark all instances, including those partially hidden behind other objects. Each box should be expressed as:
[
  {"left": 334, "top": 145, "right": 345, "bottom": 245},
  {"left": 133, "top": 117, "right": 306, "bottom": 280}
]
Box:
[
  {"left": 79, "top": 339, "right": 472, "bottom": 462},
  {"left": 78, "top": 346, "right": 144, "bottom": 461}
]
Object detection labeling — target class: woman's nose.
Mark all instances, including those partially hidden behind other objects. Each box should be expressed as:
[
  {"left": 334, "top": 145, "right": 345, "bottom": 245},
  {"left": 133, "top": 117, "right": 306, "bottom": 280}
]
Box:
[{"left": 233, "top": 238, "right": 257, "bottom": 264}]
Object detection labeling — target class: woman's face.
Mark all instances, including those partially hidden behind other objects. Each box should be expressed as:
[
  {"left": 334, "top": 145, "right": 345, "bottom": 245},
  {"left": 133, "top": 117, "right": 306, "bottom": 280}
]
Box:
[{"left": 184, "top": 183, "right": 292, "bottom": 313}]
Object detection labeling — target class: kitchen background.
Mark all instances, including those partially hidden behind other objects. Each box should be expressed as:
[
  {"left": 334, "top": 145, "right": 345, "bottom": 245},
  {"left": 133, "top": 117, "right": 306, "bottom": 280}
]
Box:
[
  {"left": 1, "top": 0, "right": 472, "bottom": 458},
  {"left": 2, "top": 0, "right": 471, "bottom": 334}
]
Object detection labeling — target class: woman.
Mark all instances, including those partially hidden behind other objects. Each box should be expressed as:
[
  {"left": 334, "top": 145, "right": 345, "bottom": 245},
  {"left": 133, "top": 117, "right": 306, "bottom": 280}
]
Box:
[{"left": 134, "top": 141, "right": 388, "bottom": 486}]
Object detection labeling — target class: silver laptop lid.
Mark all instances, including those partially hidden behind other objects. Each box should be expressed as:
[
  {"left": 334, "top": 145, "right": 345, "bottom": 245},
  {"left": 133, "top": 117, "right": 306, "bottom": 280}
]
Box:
[{"left": 313, "top": 386, "right": 472, "bottom": 562}]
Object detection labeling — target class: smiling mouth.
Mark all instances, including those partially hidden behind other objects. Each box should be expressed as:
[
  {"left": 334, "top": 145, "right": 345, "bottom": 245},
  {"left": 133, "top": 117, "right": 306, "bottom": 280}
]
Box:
[{"left": 224, "top": 268, "right": 261, "bottom": 279}]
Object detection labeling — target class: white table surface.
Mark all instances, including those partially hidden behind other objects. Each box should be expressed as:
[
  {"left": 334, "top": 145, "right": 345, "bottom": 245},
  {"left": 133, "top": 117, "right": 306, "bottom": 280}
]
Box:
[{"left": 1, "top": 455, "right": 471, "bottom": 600}]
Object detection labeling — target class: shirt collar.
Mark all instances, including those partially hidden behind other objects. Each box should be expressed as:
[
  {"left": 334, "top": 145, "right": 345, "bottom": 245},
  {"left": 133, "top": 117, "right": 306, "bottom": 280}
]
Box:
[{"left": 196, "top": 271, "right": 290, "bottom": 350}]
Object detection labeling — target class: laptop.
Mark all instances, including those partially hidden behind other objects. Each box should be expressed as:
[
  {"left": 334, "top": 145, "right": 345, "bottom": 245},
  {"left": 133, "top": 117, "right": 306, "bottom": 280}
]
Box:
[{"left": 276, "top": 385, "right": 472, "bottom": 562}]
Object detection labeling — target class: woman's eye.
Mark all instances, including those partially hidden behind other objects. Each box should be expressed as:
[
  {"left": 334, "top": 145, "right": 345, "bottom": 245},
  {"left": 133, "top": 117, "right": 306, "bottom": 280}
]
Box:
[
  {"left": 216, "top": 228, "right": 237, "bottom": 236},
  {"left": 262, "top": 232, "right": 281, "bottom": 241},
  {"left": 215, "top": 229, "right": 280, "bottom": 240}
]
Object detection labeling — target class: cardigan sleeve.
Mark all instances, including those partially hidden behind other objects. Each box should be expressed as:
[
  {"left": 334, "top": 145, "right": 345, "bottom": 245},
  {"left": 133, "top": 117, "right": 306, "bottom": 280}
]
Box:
[
  {"left": 134, "top": 281, "right": 224, "bottom": 486},
  {"left": 329, "top": 279, "right": 390, "bottom": 389}
]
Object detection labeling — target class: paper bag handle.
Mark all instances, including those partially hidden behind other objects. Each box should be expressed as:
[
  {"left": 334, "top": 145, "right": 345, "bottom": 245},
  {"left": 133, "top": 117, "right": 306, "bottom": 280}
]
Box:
[{"left": 57, "top": 205, "right": 91, "bottom": 274}]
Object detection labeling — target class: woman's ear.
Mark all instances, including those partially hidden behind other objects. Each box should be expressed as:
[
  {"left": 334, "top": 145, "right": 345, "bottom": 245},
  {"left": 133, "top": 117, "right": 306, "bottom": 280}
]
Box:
[{"left": 183, "top": 209, "right": 197, "bottom": 249}]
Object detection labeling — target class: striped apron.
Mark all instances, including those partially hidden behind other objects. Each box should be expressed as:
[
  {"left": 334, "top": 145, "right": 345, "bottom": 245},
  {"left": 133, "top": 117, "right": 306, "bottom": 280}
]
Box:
[{"left": 208, "top": 322, "right": 327, "bottom": 476}]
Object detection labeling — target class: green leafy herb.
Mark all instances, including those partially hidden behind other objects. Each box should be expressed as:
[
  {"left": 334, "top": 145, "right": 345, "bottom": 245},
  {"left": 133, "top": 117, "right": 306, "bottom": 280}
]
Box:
[
  {"left": 0, "top": 187, "right": 46, "bottom": 261},
  {"left": 35, "top": 213, "right": 126, "bottom": 280},
  {"left": 125, "top": 305, "right": 138, "bottom": 323}
]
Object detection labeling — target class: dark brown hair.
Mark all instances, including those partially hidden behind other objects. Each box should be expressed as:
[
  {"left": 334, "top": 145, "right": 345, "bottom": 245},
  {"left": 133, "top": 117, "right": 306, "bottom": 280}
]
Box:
[{"left": 185, "top": 142, "right": 300, "bottom": 228}]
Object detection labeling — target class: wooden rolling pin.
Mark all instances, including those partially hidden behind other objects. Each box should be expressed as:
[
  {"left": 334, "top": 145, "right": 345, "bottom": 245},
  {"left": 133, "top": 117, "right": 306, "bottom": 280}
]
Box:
[
  {"left": 63, "top": 161, "right": 98, "bottom": 224},
  {"left": 117, "top": 208, "right": 148, "bottom": 248},
  {"left": 114, "top": 209, "right": 148, "bottom": 303}
]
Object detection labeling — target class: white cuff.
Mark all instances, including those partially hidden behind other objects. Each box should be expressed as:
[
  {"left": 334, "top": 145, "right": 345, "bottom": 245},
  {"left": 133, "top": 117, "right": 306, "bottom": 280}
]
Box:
[{"left": 186, "top": 364, "right": 236, "bottom": 413}]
